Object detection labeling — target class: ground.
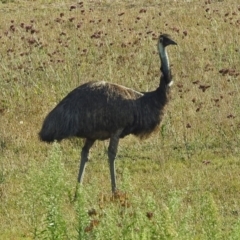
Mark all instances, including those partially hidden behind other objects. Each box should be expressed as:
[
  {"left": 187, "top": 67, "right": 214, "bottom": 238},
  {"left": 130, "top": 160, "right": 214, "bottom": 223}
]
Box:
[{"left": 0, "top": 0, "right": 240, "bottom": 239}]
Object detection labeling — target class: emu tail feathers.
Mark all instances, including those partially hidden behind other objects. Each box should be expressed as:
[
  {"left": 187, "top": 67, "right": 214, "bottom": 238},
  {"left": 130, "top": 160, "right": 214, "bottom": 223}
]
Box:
[
  {"left": 39, "top": 104, "right": 78, "bottom": 142},
  {"left": 39, "top": 115, "right": 57, "bottom": 142}
]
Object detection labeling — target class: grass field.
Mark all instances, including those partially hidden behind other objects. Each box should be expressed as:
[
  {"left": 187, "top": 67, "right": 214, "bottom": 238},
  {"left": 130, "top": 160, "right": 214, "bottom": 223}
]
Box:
[{"left": 0, "top": 0, "right": 240, "bottom": 239}]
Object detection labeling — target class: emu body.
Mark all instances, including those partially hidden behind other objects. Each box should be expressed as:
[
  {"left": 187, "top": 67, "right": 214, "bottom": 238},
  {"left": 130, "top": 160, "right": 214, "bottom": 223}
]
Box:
[
  {"left": 39, "top": 34, "right": 177, "bottom": 192},
  {"left": 40, "top": 81, "right": 167, "bottom": 141}
]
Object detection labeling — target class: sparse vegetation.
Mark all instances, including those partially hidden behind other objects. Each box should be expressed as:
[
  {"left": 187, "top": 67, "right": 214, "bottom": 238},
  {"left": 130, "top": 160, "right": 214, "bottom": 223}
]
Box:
[{"left": 0, "top": 0, "right": 240, "bottom": 239}]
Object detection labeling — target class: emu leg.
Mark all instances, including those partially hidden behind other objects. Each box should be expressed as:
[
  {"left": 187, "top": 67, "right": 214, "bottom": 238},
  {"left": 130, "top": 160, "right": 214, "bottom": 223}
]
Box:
[
  {"left": 108, "top": 130, "right": 122, "bottom": 193},
  {"left": 74, "top": 139, "right": 95, "bottom": 201},
  {"left": 77, "top": 138, "right": 95, "bottom": 183}
]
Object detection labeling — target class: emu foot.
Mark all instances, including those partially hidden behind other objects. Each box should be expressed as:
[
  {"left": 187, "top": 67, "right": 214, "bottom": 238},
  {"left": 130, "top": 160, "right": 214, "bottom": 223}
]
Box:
[{"left": 111, "top": 190, "right": 130, "bottom": 207}]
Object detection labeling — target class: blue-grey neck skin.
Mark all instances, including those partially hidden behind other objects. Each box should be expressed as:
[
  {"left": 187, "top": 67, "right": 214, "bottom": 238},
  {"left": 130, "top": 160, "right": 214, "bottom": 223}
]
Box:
[{"left": 158, "top": 41, "right": 173, "bottom": 86}]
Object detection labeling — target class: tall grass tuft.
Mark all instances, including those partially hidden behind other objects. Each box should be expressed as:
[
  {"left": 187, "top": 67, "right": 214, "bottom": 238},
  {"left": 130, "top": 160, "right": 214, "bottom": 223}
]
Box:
[
  {"left": 230, "top": 219, "right": 240, "bottom": 240},
  {"left": 23, "top": 143, "right": 68, "bottom": 239},
  {"left": 200, "top": 192, "right": 221, "bottom": 240},
  {"left": 75, "top": 187, "right": 90, "bottom": 240}
]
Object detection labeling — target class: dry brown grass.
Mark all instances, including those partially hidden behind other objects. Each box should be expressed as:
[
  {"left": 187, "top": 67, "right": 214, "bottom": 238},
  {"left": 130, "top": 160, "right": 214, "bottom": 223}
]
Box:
[{"left": 0, "top": 0, "right": 240, "bottom": 238}]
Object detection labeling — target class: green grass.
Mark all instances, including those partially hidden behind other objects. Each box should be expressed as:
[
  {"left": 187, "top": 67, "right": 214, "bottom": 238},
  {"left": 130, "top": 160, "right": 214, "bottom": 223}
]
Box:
[{"left": 1, "top": 0, "right": 240, "bottom": 239}]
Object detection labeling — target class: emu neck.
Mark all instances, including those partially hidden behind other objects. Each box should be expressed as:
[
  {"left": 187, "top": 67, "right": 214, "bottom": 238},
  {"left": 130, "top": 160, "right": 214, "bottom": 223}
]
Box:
[{"left": 158, "top": 43, "right": 172, "bottom": 86}]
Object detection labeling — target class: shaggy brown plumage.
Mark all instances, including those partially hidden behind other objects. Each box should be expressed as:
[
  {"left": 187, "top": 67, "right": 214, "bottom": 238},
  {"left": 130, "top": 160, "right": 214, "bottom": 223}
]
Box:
[{"left": 39, "top": 34, "right": 177, "bottom": 193}]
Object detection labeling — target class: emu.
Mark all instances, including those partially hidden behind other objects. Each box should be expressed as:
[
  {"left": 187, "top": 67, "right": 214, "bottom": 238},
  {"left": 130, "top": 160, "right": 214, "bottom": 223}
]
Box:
[{"left": 39, "top": 34, "right": 177, "bottom": 193}]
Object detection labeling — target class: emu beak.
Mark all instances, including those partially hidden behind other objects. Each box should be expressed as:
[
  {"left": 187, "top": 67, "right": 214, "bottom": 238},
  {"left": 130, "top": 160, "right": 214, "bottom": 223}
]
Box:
[
  {"left": 166, "top": 37, "right": 177, "bottom": 46},
  {"left": 169, "top": 39, "right": 177, "bottom": 46}
]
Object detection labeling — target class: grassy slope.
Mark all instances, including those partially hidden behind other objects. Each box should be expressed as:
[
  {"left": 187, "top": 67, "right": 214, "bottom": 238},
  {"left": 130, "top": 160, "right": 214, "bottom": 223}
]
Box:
[{"left": 0, "top": 0, "right": 240, "bottom": 239}]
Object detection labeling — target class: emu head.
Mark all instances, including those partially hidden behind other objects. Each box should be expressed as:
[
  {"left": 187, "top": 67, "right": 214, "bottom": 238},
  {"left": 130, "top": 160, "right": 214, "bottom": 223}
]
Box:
[
  {"left": 157, "top": 34, "right": 177, "bottom": 86},
  {"left": 158, "top": 34, "right": 177, "bottom": 48}
]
